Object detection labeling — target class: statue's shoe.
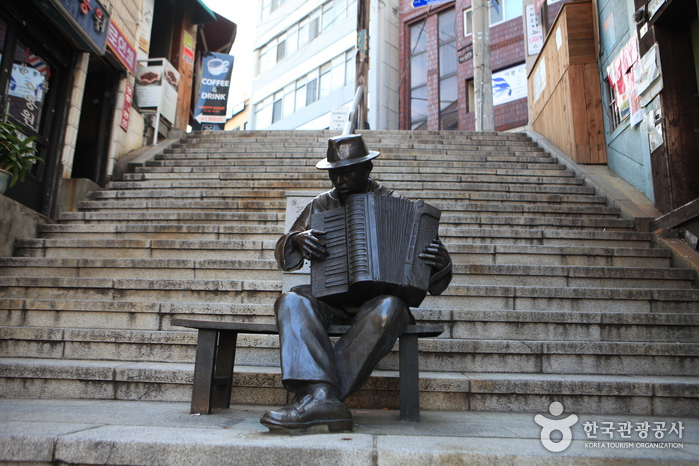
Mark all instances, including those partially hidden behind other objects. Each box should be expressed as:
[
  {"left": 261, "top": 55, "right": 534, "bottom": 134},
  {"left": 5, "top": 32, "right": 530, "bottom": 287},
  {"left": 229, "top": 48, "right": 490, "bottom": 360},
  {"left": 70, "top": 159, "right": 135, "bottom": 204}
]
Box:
[{"left": 260, "top": 393, "right": 353, "bottom": 432}]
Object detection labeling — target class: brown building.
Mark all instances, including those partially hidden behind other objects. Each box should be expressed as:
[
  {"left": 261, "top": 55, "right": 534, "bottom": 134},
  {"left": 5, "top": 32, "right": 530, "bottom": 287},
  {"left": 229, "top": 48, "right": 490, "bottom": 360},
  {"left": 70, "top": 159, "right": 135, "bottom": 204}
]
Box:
[{"left": 398, "top": 0, "right": 566, "bottom": 132}]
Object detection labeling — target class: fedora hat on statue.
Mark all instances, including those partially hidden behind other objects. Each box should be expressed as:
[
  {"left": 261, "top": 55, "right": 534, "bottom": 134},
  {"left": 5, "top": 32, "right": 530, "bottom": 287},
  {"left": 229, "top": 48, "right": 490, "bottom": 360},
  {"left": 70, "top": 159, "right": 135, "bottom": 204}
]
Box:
[{"left": 316, "top": 134, "right": 380, "bottom": 170}]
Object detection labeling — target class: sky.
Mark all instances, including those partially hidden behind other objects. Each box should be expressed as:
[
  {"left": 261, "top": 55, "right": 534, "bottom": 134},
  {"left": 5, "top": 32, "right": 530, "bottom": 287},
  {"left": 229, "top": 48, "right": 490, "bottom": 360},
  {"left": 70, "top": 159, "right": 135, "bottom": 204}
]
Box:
[{"left": 202, "top": 0, "right": 259, "bottom": 114}]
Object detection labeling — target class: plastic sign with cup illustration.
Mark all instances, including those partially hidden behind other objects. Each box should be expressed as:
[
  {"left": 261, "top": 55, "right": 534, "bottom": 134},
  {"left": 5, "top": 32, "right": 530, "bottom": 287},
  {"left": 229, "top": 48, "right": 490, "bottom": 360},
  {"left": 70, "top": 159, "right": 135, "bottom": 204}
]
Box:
[{"left": 192, "top": 52, "right": 234, "bottom": 131}]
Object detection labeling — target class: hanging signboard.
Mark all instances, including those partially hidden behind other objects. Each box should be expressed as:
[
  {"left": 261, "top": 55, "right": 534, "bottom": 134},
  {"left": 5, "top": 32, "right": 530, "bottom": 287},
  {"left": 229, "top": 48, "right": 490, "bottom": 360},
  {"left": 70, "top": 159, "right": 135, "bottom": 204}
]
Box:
[
  {"left": 135, "top": 58, "right": 180, "bottom": 124},
  {"left": 191, "top": 52, "right": 234, "bottom": 131}
]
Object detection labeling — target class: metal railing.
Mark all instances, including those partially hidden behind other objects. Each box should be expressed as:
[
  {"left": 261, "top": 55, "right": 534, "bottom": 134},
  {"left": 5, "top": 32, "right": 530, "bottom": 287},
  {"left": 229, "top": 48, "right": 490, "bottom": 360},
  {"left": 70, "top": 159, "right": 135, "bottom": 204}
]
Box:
[{"left": 342, "top": 86, "right": 364, "bottom": 135}]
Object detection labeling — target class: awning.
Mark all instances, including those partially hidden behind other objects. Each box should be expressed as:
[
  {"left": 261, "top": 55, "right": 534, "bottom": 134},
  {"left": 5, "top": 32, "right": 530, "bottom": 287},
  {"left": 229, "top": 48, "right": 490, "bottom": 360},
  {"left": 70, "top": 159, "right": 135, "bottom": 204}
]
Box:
[
  {"left": 192, "top": 0, "right": 218, "bottom": 24},
  {"left": 198, "top": 13, "right": 237, "bottom": 54}
]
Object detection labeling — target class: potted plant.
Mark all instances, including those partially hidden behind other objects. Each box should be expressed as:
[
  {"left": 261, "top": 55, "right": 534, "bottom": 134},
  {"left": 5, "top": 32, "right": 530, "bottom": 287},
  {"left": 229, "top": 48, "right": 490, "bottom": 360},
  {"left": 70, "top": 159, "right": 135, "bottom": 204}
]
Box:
[{"left": 0, "top": 116, "right": 42, "bottom": 194}]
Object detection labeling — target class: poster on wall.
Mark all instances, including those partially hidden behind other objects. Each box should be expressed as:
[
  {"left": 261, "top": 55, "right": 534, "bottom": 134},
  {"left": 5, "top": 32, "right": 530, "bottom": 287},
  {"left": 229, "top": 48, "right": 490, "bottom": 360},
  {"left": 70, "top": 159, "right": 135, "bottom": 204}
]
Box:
[
  {"left": 606, "top": 35, "right": 643, "bottom": 126},
  {"left": 191, "top": 52, "right": 234, "bottom": 131},
  {"left": 492, "top": 64, "right": 528, "bottom": 107}
]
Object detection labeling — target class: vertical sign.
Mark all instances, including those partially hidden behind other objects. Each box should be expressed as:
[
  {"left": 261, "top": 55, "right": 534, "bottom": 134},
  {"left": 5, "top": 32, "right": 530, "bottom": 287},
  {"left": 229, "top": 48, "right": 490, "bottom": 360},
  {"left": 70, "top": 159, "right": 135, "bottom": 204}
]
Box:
[
  {"left": 137, "top": 0, "right": 154, "bottom": 60},
  {"left": 107, "top": 21, "right": 137, "bottom": 74},
  {"left": 192, "top": 52, "right": 234, "bottom": 131},
  {"left": 120, "top": 82, "right": 133, "bottom": 131},
  {"left": 526, "top": 4, "right": 543, "bottom": 56},
  {"left": 183, "top": 31, "right": 195, "bottom": 67}
]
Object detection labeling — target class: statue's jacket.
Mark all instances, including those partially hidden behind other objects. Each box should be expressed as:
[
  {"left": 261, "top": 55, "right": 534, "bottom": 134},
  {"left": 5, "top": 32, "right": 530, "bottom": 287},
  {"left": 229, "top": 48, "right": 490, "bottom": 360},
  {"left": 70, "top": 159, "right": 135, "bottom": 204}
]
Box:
[{"left": 274, "top": 179, "right": 453, "bottom": 307}]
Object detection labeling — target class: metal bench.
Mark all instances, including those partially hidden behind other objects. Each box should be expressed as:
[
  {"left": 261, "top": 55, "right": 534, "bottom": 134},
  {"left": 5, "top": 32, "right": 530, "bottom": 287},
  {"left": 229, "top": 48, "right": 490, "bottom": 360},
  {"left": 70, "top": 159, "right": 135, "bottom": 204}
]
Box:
[{"left": 171, "top": 318, "right": 444, "bottom": 422}]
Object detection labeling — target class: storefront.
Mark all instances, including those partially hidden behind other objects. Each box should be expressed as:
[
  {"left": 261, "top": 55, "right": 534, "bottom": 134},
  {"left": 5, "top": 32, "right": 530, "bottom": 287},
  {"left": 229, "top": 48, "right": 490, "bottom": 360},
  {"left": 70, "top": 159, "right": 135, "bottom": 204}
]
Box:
[{"left": 0, "top": 0, "right": 111, "bottom": 215}]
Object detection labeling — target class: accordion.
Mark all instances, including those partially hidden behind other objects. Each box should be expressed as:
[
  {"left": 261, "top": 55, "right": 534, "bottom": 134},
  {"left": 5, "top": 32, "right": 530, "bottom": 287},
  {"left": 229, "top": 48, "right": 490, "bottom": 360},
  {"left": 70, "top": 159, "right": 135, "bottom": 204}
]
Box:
[{"left": 310, "top": 193, "right": 441, "bottom": 307}]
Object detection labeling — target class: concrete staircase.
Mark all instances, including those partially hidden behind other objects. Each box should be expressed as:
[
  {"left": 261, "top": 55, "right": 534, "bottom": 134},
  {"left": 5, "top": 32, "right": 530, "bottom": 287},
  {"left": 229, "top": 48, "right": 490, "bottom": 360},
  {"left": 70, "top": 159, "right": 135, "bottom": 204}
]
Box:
[{"left": 1, "top": 130, "right": 698, "bottom": 417}]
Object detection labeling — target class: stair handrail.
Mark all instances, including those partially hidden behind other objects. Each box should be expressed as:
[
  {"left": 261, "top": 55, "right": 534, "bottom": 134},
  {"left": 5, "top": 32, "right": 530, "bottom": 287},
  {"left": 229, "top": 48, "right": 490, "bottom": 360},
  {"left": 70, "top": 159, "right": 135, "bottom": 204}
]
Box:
[
  {"left": 342, "top": 86, "right": 364, "bottom": 135},
  {"left": 649, "top": 197, "right": 699, "bottom": 232}
]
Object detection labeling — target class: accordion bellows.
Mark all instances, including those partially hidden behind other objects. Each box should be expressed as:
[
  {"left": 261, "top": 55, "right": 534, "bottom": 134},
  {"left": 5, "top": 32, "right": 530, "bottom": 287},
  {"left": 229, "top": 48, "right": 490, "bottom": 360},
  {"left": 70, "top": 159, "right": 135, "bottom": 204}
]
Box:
[{"left": 311, "top": 193, "right": 441, "bottom": 307}]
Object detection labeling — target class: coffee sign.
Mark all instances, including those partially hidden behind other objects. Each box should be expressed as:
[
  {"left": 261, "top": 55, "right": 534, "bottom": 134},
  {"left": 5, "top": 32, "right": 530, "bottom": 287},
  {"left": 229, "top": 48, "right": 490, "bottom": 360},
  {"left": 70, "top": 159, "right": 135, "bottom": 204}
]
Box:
[{"left": 191, "top": 52, "right": 234, "bottom": 131}]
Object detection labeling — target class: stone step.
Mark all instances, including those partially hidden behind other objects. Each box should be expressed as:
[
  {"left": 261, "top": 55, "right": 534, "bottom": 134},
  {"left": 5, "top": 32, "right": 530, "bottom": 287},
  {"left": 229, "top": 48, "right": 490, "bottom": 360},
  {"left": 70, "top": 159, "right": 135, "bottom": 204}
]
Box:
[
  {"left": 121, "top": 168, "right": 578, "bottom": 182},
  {"left": 0, "top": 257, "right": 281, "bottom": 280},
  {"left": 13, "top": 238, "right": 665, "bottom": 266},
  {"left": 75, "top": 195, "right": 610, "bottom": 212},
  {"left": 135, "top": 160, "right": 567, "bottom": 173},
  {"left": 1, "top": 326, "right": 698, "bottom": 377},
  {"left": 39, "top": 224, "right": 285, "bottom": 240},
  {"left": 37, "top": 218, "right": 636, "bottom": 241},
  {"left": 2, "top": 275, "right": 697, "bottom": 312},
  {"left": 12, "top": 239, "right": 277, "bottom": 260},
  {"left": 0, "top": 258, "right": 690, "bottom": 289},
  {"left": 0, "top": 299, "right": 274, "bottom": 330},
  {"left": 106, "top": 176, "right": 586, "bottom": 191},
  {"left": 450, "top": 244, "right": 672, "bottom": 267},
  {"left": 13, "top": 230, "right": 653, "bottom": 260},
  {"left": 162, "top": 142, "right": 544, "bottom": 152},
  {"left": 449, "top": 264, "right": 695, "bottom": 289},
  {"left": 57, "top": 211, "right": 283, "bottom": 225},
  {"left": 0, "top": 358, "right": 696, "bottom": 416},
  {"left": 148, "top": 153, "right": 558, "bottom": 166},
  {"left": 95, "top": 183, "right": 599, "bottom": 199},
  {"left": 3, "top": 297, "right": 697, "bottom": 342},
  {"left": 0, "top": 276, "right": 281, "bottom": 303}
]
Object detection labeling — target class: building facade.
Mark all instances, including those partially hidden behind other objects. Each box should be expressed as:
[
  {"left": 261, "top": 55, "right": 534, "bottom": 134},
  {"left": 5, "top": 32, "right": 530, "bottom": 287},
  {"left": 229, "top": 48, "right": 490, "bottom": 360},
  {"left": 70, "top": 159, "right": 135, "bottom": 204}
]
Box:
[
  {"left": 398, "top": 0, "right": 572, "bottom": 132},
  {"left": 596, "top": 0, "right": 698, "bottom": 213},
  {"left": 250, "top": 0, "right": 400, "bottom": 131},
  {"left": 1, "top": 0, "right": 231, "bottom": 217}
]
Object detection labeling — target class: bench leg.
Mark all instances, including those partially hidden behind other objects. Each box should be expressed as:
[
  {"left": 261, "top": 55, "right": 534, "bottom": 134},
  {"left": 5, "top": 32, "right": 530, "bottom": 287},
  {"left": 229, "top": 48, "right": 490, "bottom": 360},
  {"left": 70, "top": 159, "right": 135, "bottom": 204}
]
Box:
[
  {"left": 190, "top": 330, "right": 238, "bottom": 414},
  {"left": 399, "top": 334, "right": 420, "bottom": 422},
  {"left": 211, "top": 330, "right": 237, "bottom": 410},
  {"left": 191, "top": 329, "right": 218, "bottom": 414}
]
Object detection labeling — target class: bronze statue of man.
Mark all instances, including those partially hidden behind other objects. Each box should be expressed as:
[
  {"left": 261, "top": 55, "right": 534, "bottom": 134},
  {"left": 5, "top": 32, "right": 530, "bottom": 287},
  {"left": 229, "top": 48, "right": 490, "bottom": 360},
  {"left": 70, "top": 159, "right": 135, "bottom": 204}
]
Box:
[{"left": 261, "top": 134, "right": 452, "bottom": 432}]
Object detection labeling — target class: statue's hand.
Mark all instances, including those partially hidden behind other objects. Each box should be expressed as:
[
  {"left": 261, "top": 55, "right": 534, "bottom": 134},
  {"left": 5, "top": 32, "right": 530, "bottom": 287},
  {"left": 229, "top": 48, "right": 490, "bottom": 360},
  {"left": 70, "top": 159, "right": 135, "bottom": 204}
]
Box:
[
  {"left": 292, "top": 229, "right": 328, "bottom": 261},
  {"left": 419, "top": 238, "right": 451, "bottom": 270}
]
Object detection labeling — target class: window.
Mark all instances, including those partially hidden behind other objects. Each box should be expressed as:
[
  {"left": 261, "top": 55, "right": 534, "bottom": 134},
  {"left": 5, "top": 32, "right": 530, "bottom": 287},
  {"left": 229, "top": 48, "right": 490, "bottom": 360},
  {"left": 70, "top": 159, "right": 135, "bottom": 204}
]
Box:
[
  {"left": 322, "top": 1, "right": 335, "bottom": 31},
  {"left": 463, "top": 9, "right": 472, "bottom": 36},
  {"left": 319, "top": 62, "right": 332, "bottom": 98},
  {"left": 277, "top": 40, "right": 286, "bottom": 63},
  {"left": 345, "top": 51, "right": 355, "bottom": 86},
  {"left": 309, "top": 17, "right": 320, "bottom": 41},
  {"left": 606, "top": 79, "right": 622, "bottom": 132},
  {"left": 306, "top": 78, "right": 318, "bottom": 105},
  {"left": 295, "top": 76, "right": 307, "bottom": 110},
  {"left": 410, "top": 20, "right": 428, "bottom": 130},
  {"left": 490, "top": 0, "right": 523, "bottom": 25},
  {"left": 466, "top": 79, "right": 475, "bottom": 113},
  {"left": 272, "top": 93, "right": 283, "bottom": 123},
  {"left": 299, "top": 19, "right": 309, "bottom": 49},
  {"left": 439, "top": 9, "right": 458, "bottom": 130},
  {"left": 283, "top": 84, "right": 295, "bottom": 118},
  {"left": 331, "top": 55, "right": 344, "bottom": 91},
  {"left": 255, "top": 96, "right": 274, "bottom": 128}
]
